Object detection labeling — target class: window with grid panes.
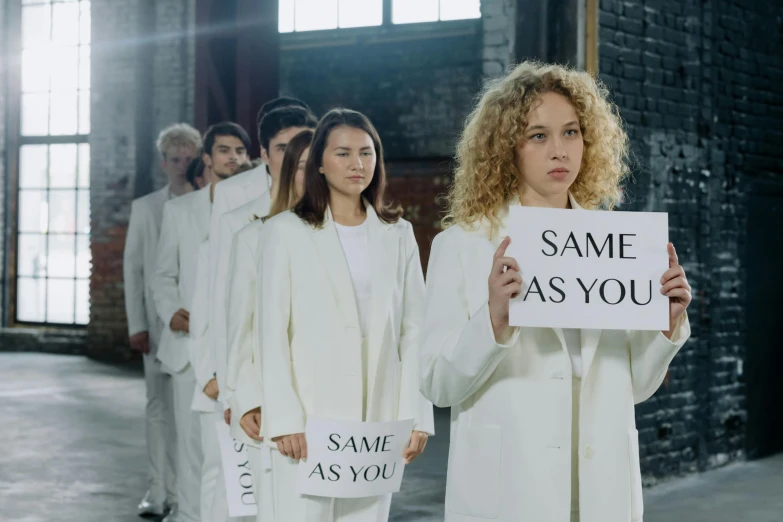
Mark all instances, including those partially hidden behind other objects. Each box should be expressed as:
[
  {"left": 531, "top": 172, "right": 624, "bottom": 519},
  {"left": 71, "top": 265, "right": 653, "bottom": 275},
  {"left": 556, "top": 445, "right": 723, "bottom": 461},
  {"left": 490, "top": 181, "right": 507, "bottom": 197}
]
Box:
[
  {"left": 278, "top": 0, "right": 480, "bottom": 32},
  {"left": 16, "top": 0, "right": 91, "bottom": 325}
]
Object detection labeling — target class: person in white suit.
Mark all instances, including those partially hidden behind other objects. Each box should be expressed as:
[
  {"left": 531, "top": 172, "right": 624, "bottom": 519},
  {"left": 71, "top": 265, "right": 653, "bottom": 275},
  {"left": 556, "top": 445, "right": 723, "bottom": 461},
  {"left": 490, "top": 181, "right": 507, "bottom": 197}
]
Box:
[
  {"left": 256, "top": 109, "right": 435, "bottom": 522},
  {"left": 124, "top": 123, "right": 201, "bottom": 517},
  {"left": 419, "top": 62, "right": 693, "bottom": 522},
  {"left": 224, "top": 129, "right": 314, "bottom": 522},
  {"left": 154, "top": 121, "right": 251, "bottom": 522}
]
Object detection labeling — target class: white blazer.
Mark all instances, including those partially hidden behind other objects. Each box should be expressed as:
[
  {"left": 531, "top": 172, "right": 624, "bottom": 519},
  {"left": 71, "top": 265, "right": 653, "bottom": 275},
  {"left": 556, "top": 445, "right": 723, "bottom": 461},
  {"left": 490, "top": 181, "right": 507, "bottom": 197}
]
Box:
[
  {"left": 208, "top": 165, "right": 271, "bottom": 395},
  {"left": 256, "top": 206, "right": 435, "bottom": 442},
  {"left": 188, "top": 239, "right": 220, "bottom": 412},
  {"left": 210, "top": 190, "right": 272, "bottom": 401},
  {"left": 153, "top": 185, "right": 212, "bottom": 374},
  {"left": 419, "top": 197, "right": 691, "bottom": 522},
  {"left": 224, "top": 217, "right": 266, "bottom": 446},
  {"left": 123, "top": 185, "right": 170, "bottom": 349}
]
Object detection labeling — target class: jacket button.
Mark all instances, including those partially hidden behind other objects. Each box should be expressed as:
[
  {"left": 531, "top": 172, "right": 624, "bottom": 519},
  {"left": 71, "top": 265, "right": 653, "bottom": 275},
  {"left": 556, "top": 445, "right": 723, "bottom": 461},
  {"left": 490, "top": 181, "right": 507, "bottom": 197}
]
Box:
[{"left": 584, "top": 445, "right": 594, "bottom": 459}]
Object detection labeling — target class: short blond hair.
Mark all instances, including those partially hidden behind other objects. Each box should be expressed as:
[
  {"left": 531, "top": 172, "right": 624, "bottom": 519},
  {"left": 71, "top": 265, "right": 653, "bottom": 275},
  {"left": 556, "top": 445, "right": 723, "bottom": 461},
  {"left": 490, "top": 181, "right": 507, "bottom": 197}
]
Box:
[
  {"left": 445, "top": 61, "right": 630, "bottom": 233},
  {"left": 156, "top": 123, "right": 202, "bottom": 158}
]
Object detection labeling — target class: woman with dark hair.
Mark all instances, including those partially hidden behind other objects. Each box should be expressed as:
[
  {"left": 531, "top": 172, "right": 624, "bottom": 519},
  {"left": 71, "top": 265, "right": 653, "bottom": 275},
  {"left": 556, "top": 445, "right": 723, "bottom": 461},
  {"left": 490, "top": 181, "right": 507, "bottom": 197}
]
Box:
[
  {"left": 256, "top": 109, "right": 434, "bottom": 521},
  {"left": 223, "top": 129, "right": 314, "bottom": 522}
]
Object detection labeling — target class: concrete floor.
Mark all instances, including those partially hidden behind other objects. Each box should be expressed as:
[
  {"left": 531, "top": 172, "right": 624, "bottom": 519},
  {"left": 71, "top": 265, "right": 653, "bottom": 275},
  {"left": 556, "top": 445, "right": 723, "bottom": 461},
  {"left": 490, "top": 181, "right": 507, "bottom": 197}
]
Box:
[{"left": 0, "top": 353, "right": 781, "bottom": 522}]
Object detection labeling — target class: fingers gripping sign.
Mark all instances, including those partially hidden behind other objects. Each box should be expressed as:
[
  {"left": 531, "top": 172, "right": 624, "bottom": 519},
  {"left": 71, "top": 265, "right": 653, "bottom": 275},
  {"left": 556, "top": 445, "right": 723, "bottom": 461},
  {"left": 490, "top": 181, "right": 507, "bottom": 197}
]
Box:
[{"left": 488, "top": 236, "right": 523, "bottom": 340}]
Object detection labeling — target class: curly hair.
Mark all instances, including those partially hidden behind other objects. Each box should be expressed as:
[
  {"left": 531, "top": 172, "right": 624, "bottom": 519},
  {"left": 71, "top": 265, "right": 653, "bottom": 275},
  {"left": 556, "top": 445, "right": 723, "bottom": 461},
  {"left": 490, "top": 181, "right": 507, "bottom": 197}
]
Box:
[
  {"left": 444, "top": 61, "right": 629, "bottom": 234},
  {"left": 156, "top": 123, "right": 202, "bottom": 158}
]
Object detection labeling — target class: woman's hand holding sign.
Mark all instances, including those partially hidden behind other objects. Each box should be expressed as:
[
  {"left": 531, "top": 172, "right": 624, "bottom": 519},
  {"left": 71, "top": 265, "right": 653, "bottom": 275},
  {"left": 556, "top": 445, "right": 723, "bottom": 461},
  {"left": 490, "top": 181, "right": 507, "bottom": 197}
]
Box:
[
  {"left": 660, "top": 243, "right": 692, "bottom": 339},
  {"left": 240, "top": 408, "right": 263, "bottom": 442},
  {"left": 488, "top": 236, "right": 523, "bottom": 342},
  {"left": 403, "top": 431, "right": 428, "bottom": 464},
  {"left": 275, "top": 432, "right": 308, "bottom": 461}
]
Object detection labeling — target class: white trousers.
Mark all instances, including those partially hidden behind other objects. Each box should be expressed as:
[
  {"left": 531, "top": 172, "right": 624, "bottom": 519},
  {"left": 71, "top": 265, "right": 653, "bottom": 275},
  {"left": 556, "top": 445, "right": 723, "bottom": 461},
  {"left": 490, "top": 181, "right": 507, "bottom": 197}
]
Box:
[
  {"left": 270, "top": 449, "right": 391, "bottom": 522},
  {"left": 172, "top": 366, "right": 203, "bottom": 522},
  {"left": 200, "top": 410, "right": 255, "bottom": 522},
  {"left": 247, "top": 445, "right": 274, "bottom": 522},
  {"left": 143, "top": 352, "right": 177, "bottom": 505},
  {"left": 571, "top": 376, "right": 581, "bottom": 522}
]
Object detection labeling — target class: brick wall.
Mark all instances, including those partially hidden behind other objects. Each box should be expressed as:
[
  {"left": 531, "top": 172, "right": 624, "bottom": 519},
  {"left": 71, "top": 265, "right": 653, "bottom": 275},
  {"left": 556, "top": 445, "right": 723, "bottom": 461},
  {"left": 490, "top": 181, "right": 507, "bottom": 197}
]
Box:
[{"left": 598, "top": 0, "right": 783, "bottom": 482}]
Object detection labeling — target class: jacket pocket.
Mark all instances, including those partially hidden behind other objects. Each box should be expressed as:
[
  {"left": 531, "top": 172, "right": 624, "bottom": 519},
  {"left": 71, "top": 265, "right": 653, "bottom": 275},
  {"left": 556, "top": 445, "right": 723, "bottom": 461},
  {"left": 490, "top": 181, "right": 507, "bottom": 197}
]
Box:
[
  {"left": 445, "top": 424, "right": 502, "bottom": 519},
  {"left": 628, "top": 429, "right": 644, "bottom": 521}
]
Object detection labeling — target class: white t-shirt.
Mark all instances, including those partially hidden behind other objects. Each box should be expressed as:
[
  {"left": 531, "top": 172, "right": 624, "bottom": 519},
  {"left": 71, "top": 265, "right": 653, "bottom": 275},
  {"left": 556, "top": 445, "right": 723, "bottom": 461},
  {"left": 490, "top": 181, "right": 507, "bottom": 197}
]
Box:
[
  {"left": 563, "top": 328, "right": 582, "bottom": 378},
  {"left": 335, "top": 220, "right": 372, "bottom": 338}
]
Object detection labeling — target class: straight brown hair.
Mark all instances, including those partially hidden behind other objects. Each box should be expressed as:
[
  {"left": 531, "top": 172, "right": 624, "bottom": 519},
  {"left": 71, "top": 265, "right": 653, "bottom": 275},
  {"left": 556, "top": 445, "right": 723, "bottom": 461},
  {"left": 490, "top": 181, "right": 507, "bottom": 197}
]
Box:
[
  {"left": 293, "top": 108, "right": 402, "bottom": 227},
  {"left": 267, "top": 129, "right": 314, "bottom": 219}
]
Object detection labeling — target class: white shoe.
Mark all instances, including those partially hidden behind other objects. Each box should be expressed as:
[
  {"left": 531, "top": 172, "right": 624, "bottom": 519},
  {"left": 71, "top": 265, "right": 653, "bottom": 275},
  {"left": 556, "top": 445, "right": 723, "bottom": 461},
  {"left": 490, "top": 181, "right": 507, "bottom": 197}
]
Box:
[
  {"left": 137, "top": 490, "right": 165, "bottom": 517},
  {"left": 161, "top": 504, "right": 180, "bottom": 522}
]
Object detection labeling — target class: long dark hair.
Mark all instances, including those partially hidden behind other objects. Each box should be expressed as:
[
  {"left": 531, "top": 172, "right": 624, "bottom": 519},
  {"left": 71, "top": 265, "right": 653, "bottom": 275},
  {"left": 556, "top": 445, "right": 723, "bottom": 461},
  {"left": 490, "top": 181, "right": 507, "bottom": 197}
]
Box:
[
  {"left": 267, "top": 129, "right": 314, "bottom": 219},
  {"left": 293, "top": 108, "right": 402, "bottom": 227}
]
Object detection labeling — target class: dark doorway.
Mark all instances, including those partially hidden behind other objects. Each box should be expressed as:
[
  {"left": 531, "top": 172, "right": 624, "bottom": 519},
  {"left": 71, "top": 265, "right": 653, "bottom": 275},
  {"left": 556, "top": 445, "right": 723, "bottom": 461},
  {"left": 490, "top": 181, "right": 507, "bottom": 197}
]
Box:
[{"left": 745, "top": 179, "right": 783, "bottom": 459}]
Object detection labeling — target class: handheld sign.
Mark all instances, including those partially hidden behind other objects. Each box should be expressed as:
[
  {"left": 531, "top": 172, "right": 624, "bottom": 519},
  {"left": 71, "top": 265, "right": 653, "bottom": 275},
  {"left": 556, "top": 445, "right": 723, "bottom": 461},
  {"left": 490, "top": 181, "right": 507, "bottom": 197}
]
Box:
[
  {"left": 297, "top": 418, "right": 414, "bottom": 499},
  {"left": 506, "top": 207, "right": 669, "bottom": 331},
  {"left": 216, "top": 421, "right": 258, "bottom": 518}
]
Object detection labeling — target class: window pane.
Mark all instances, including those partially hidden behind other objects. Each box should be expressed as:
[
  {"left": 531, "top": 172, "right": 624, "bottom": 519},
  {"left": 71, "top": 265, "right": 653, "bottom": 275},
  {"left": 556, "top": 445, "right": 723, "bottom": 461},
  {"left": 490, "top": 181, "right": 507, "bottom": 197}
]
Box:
[
  {"left": 394, "top": 0, "right": 438, "bottom": 23},
  {"left": 22, "top": 5, "right": 52, "bottom": 49},
  {"left": 279, "top": 0, "right": 295, "bottom": 32},
  {"left": 296, "top": 0, "right": 337, "bottom": 31},
  {"left": 52, "top": 2, "right": 80, "bottom": 46},
  {"left": 75, "top": 279, "right": 90, "bottom": 325},
  {"left": 47, "top": 278, "right": 76, "bottom": 324},
  {"left": 78, "top": 143, "right": 90, "bottom": 188},
  {"left": 49, "top": 144, "right": 78, "bottom": 188},
  {"left": 21, "top": 93, "right": 50, "bottom": 135},
  {"left": 51, "top": 46, "right": 80, "bottom": 91},
  {"left": 440, "top": 0, "right": 481, "bottom": 20},
  {"left": 79, "top": 1, "right": 91, "bottom": 45},
  {"left": 19, "top": 190, "right": 49, "bottom": 233},
  {"left": 76, "top": 235, "right": 90, "bottom": 278},
  {"left": 339, "top": 0, "right": 382, "bottom": 28},
  {"left": 48, "top": 234, "right": 77, "bottom": 278},
  {"left": 17, "top": 277, "right": 47, "bottom": 323},
  {"left": 18, "top": 234, "right": 48, "bottom": 277},
  {"left": 79, "top": 90, "right": 90, "bottom": 134},
  {"left": 77, "top": 190, "right": 90, "bottom": 234},
  {"left": 79, "top": 46, "right": 90, "bottom": 89},
  {"left": 21, "top": 48, "right": 51, "bottom": 93},
  {"left": 19, "top": 145, "right": 49, "bottom": 189},
  {"left": 49, "top": 190, "right": 76, "bottom": 233},
  {"left": 49, "top": 91, "right": 79, "bottom": 135}
]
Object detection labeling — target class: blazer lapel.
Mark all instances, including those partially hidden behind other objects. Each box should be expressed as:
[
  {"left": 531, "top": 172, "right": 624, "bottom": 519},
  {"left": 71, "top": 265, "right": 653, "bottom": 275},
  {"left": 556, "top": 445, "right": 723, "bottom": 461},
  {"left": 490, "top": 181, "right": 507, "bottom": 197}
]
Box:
[
  {"left": 365, "top": 206, "right": 395, "bottom": 407},
  {"left": 580, "top": 329, "right": 602, "bottom": 384},
  {"left": 309, "top": 208, "right": 361, "bottom": 330}
]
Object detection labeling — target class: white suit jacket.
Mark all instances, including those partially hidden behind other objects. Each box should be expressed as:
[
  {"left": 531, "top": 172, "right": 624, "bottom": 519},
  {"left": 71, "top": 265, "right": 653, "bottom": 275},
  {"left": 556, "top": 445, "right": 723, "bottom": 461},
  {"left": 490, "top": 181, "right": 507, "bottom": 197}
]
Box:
[
  {"left": 224, "top": 217, "right": 266, "bottom": 446},
  {"left": 419, "top": 197, "right": 691, "bottom": 522},
  {"left": 256, "top": 206, "right": 435, "bottom": 443},
  {"left": 188, "top": 239, "right": 220, "bottom": 412},
  {"left": 123, "top": 185, "right": 170, "bottom": 350},
  {"left": 208, "top": 164, "right": 271, "bottom": 397},
  {"left": 152, "top": 185, "right": 212, "bottom": 375}
]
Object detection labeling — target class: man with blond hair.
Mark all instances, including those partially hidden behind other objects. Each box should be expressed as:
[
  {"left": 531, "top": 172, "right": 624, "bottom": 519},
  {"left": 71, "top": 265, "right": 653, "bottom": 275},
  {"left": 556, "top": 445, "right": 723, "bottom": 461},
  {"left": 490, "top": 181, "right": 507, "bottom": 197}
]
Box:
[{"left": 123, "top": 122, "right": 201, "bottom": 518}]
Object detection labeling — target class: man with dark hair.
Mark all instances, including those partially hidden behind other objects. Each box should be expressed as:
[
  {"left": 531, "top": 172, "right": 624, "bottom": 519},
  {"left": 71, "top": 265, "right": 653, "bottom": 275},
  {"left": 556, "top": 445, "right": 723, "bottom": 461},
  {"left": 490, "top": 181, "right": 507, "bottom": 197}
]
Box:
[
  {"left": 185, "top": 158, "right": 207, "bottom": 191},
  {"left": 152, "top": 121, "right": 249, "bottom": 522}
]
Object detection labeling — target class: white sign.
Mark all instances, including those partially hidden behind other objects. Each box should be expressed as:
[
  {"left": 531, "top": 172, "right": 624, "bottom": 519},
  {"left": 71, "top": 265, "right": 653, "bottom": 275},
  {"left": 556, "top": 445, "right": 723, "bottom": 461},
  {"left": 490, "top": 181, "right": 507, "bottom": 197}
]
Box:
[
  {"left": 297, "top": 418, "right": 414, "bottom": 499},
  {"left": 216, "top": 421, "right": 258, "bottom": 518},
  {"left": 506, "top": 207, "right": 669, "bottom": 331}
]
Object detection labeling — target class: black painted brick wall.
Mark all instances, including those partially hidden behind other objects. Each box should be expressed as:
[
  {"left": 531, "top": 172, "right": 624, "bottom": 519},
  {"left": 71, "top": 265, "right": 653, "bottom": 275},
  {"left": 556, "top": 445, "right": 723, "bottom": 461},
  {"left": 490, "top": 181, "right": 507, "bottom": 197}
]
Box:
[{"left": 599, "top": 0, "right": 783, "bottom": 483}]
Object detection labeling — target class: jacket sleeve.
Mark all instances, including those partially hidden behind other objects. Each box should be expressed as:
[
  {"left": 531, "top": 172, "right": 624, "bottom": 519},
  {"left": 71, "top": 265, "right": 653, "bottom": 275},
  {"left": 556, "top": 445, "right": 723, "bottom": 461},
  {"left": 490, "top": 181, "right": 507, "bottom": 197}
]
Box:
[
  {"left": 419, "top": 232, "right": 520, "bottom": 408},
  {"left": 629, "top": 313, "right": 691, "bottom": 404},
  {"left": 225, "top": 228, "right": 263, "bottom": 420},
  {"left": 188, "top": 242, "right": 217, "bottom": 392},
  {"left": 152, "top": 202, "right": 184, "bottom": 328},
  {"left": 123, "top": 200, "right": 148, "bottom": 337},
  {"left": 397, "top": 223, "right": 435, "bottom": 435},
  {"left": 211, "top": 211, "right": 238, "bottom": 396},
  {"left": 257, "top": 223, "right": 306, "bottom": 440}
]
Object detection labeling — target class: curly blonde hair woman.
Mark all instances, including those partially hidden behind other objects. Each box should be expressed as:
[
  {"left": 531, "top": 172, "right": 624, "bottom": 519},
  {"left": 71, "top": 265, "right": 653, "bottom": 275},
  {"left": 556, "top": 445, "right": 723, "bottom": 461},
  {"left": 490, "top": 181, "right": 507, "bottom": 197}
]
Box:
[
  {"left": 445, "top": 61, "right": 629, "bottom": 234},
  {"left": 420, "top": 62, "right": 692, "bottom": 522}
]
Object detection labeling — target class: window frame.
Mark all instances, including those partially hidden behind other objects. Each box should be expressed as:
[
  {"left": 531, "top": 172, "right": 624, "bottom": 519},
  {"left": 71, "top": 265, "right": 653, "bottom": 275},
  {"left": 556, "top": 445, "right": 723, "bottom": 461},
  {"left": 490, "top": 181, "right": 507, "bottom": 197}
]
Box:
[
  {"left": 4, "top": 0, "right": 91, "bottom": 328},
  {"left": 279, "top": 0, "right": 481, "bottom": 34}
]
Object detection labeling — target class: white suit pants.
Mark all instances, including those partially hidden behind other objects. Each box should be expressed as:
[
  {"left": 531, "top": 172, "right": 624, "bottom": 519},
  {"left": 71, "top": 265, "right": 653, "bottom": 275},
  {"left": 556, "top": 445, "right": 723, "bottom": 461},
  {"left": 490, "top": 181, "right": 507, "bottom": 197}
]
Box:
[
  {"left": 247, "top": 445, "right": 274, "bottom": 522},
  {"left": 172, "top": 366, "right": 203, "bottom": 522},
  {"left": 270, "top": 449, "right": 391, "bottom": 522},
  {"left": 143, "top": 352, "right": 178, "bottom": 505}
]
